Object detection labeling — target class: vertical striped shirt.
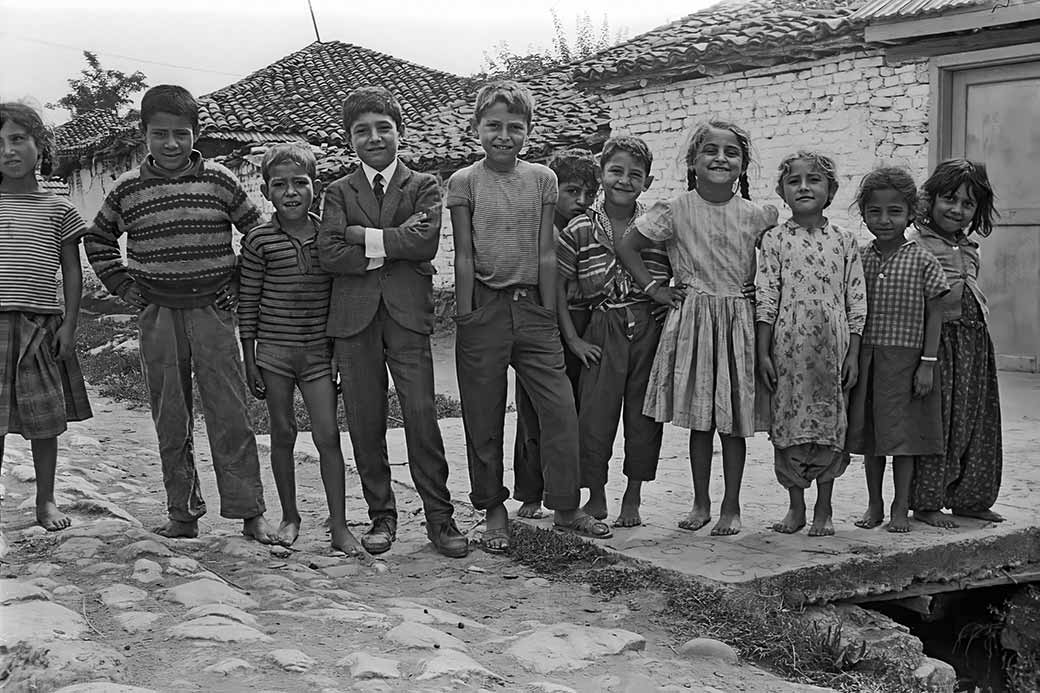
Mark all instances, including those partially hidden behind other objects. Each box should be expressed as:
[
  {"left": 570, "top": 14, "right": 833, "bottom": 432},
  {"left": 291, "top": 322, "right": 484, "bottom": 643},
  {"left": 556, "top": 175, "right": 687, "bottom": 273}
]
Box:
[
  {"left": 0, "top": 191, "right": 86, "bottom": 314},
  {"left": 446, "top": 159, "right": 558, "bottom": 289},
  {"left": 557, "top": 200, "right": 671, "bottom": 308},
  {"left": 85, "top": 153, "right": 262, "bottom": 308},
  {"left": 238, "top": 213, "right": 331, "bottom": 348}
]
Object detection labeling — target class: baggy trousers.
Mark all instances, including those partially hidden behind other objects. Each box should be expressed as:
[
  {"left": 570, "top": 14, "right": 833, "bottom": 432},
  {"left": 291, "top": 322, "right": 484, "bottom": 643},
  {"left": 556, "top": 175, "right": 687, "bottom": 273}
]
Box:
[
  {"left": 138, "top": 304, "right": 266, "bottom": 522},
  {"left": 455, "top": 283, "right": 579, "bottom": 511}
]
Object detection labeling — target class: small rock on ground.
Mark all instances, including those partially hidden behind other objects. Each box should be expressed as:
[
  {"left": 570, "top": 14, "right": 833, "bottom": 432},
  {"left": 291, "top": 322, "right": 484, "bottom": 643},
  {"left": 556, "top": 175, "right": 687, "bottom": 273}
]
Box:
[
  {"left": 679, "top": 637, "right": 739, "bottom": 663},
  {"left": 338, "top": 652, "right": 402, "bottom": 679},
  {"left": 268, "top": 648, "right": 316, "bottom": 673}
]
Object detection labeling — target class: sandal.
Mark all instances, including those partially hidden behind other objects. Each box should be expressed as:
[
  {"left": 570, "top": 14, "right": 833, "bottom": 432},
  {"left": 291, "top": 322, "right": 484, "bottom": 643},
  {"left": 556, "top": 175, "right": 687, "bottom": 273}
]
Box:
[
  {"left": 554, "top": 514, "right": 613, "bottom": 540},
  {"left": 480, "top": 527, "right": 511, "bottom": 554}
]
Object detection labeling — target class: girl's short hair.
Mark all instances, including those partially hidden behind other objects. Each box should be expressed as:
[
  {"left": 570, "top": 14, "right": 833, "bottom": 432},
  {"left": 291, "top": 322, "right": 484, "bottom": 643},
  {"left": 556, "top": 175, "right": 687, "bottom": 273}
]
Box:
[
  {"left": 775, "top": 151, "right": 839, "bottom": 208},
  {"left": 341, "top": 86, "right": 404, "bottom": 135},
  {"left": 548, "top": 147, "right": 599, "bottom": 192},
  {"left": 473, "top": 80, "right": 534, "bottom": 126},
  {"left": 0, "top": 102, "right": 51, "bottom": 174},
  {"left": 260, "top": 143, "right": 318, "bottom": 183},
  {"left": 854, "top": 166, "right": 918, "bottom": 217},
  {"left": 684, "top": 120, "right": 753, "bottom": 199},
  {"left": 140, "top": 85, "right": 199, "bottom": 131},
  {"left": 600, "top": 136, "right": 653, "bottom": 177},
  {"left": 920, "top": 158, "right": 998, "bottom": 237}
]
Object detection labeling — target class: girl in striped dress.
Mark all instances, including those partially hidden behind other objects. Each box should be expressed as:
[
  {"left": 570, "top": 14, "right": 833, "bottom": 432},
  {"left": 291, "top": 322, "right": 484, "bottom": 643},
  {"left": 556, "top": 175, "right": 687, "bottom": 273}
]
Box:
[{"left": 0, "top": 103, "right": 92, "bottom": 552}]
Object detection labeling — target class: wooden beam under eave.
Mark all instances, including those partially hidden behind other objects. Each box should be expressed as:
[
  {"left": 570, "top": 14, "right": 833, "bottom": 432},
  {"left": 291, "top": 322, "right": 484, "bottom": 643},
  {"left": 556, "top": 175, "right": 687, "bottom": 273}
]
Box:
[
  {"left": 864, "top": 2, "right": 1040, "bottom": 43},
  {"left": 881, "top": 24, "right": 1040, "bottom": 62}
]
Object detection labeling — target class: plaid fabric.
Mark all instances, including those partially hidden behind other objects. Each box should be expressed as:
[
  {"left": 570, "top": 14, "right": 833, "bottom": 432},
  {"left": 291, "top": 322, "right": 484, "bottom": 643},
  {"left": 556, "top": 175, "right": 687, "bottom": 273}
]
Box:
[
  {"left": 0, "top": 312, "right": 92, "bottom": 439},
  {"left": 557, "top": 200, "right": 670, "bottom": 309},
  {"left": 861, "top": 240, "right": 949, "bottom": 349}
]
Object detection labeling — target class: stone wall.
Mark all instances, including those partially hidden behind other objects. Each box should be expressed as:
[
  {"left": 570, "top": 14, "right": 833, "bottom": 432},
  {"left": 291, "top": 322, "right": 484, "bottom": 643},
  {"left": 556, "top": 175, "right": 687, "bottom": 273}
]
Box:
[{"left": 607, "top": 50, "right": 932, "bottom": 237}]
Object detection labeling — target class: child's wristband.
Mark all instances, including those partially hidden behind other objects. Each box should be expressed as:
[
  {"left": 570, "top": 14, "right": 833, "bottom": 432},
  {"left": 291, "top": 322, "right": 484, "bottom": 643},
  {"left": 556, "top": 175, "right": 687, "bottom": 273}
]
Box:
[
  {"left": 643, "top": 279, "right": 658, "bottom": 294},
  {"left": 920, "top": 356, "right": 938, "bottom": 362}
]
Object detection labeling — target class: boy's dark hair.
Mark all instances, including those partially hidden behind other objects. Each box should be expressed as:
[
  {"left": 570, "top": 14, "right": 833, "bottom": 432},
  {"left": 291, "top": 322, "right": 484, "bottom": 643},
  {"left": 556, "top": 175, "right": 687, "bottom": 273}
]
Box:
[
  {"left": 854, "top": 166, "right": 918, "bottom": 218},
  {"left": 548, "top": 148, "right": 599, "bottom": 192},
  {"left": 140, "top": 85, "right": 200, "bottom": 131},
  {"left": 685, "top": 120, "right": 752, "bottom": 199},
  {"left": 260, "top": 142, "right": 317, "bottom": 183},
  {"left": 0, "top": 102, "right": 52, "bottom": 174},
  {"left": 920, "top": 158, "right": 998, "bottom": 237},
  {"left": 473, "top": 80, "right": 534, "bottom": 126},
  {"left": 601, "top": 136, "right": 653, "bottom": 176},
  {"left": 341, "top": 86, "right": 404, "bottom": 135},
  {"left": 775, "top": 150, "right": 839, "bottom": 208}
]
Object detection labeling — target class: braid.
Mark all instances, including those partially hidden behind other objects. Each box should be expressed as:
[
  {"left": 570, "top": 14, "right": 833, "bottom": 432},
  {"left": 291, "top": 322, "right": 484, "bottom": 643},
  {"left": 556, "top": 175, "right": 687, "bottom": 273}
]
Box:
[
  {"left": 687, "top": 169, "right": 697, "bottom": 192},
  {"left": 739, "top": 172, "right": 751, "bottom": 200}
]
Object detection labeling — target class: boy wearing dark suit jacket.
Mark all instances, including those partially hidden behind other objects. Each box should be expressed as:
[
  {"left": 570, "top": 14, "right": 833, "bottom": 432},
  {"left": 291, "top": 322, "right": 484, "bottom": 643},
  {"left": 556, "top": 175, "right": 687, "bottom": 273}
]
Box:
[{"left": 318, "top": 87, "right": 468, "bottom": 558}]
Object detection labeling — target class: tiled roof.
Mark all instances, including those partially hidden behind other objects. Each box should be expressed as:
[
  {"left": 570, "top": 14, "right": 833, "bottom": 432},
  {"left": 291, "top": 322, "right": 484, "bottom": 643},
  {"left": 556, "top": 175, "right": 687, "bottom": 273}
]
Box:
[
  {"left": 199, "top": 41, "right": 474, "bottom": 146},
  {"left": 53, "top": 109, "right": 135, "bottom": 158},
  {"left": 573, "top": 0, "right": 868, "bottom": 88},
  {"left": 316, "top": 68, "right": 611, "bottom": 179},
  {"left": 851, "top": 0, "right": 1027, "bottom": 19}
]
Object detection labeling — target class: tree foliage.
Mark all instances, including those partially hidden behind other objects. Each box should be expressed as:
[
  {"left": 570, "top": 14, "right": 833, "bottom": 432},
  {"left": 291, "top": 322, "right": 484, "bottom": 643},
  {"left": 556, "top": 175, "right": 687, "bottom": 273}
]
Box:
[
  {"left": 47, "top": 51, "right": 148, "bottom": 116},
  {"left": 478, "top": 10, "right": 626, "bottom": 79}
]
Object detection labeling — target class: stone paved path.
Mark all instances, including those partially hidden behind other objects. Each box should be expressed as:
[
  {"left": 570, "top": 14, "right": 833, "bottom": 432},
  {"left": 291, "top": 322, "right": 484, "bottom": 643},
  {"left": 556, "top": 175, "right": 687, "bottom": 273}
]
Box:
[{"left": 0, "top": 389, "right": 833, "bottom": 693}]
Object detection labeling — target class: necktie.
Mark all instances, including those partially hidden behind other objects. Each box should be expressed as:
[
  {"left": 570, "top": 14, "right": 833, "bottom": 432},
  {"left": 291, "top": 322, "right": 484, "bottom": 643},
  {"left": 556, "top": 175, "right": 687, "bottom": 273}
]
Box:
[{"left": 373, "top": 173, "right": 385, "bottom": 207}]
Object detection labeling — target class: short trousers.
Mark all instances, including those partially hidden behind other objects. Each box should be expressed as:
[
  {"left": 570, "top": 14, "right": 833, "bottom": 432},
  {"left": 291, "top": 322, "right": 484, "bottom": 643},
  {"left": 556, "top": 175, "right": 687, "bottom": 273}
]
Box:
[{"left": 255, "top": 341, "right": 332, "bottom": 383}]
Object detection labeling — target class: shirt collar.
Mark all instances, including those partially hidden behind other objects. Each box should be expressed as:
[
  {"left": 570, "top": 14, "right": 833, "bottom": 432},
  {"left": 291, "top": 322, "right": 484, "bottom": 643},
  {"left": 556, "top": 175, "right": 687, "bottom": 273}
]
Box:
[
  {"left": 867, "top": 237, "right": 913, "bottom": 257},
  {"left": 361, "top": 159, "right": 397, "bottom": 189},
  {"left": 784, "top": 217, "right": 830, "bottom": 232},
  {"left": 140, "top": 150, "right": 205, "bottom": 180},
  {"left": 914, "top": 221, "right": 977, "bottom": 249},
  {"left": 267, "top": 210, "right": 322, "bottom": 238}
]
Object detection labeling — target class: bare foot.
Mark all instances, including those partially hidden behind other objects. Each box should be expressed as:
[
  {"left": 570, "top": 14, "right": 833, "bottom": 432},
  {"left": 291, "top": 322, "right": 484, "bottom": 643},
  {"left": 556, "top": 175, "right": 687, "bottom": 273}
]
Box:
[
  {"left": 953, "top": 508, "right": 1005, "bottom": 522},
  {"left": 808, "top": 514, "right": 834, "bottom": 537},
  {"left": 613, "top": 503, "right": 642, "bottom": 527},
  {"left": 771, "top": 508, "right": 806, "bottom": 534},
  {"left": 854, "top": 504, "right": 885, "bottom": 529},
  {"left": 275, "top": 517, "right": 301, "bottom": 546},
  {"left": 517, "top": 502, "right": 544, "bottom": 519},
  {"left": 914, "top": 510, "right": 958, "bottom": 528},
  {"left": 582, "top": 498, "right": 607, "bottom": 521},
  {"left": 154, "top": 519, "right": 199, "bottom": 538},
  {"left": 678, "top": 507, "right": 711, "bottom": 531},
  {"left": 36, "top": 501, "right": 71, "bottom": 532},
  {"left": 242, "top": 515, "right": 279, "bottom": 545},
  {"left": 330, "top": 523, "right": 365, "bottom": 557},
  {"left": 711, "top": 512, "right": 742, "bottom": 536}
]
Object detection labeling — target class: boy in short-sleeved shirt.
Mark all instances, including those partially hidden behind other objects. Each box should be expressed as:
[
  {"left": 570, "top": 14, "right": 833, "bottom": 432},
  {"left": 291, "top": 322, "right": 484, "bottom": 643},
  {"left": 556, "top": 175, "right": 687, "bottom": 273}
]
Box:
[{"left": 447, "top": 80, "right": 613, "bottom": 553}]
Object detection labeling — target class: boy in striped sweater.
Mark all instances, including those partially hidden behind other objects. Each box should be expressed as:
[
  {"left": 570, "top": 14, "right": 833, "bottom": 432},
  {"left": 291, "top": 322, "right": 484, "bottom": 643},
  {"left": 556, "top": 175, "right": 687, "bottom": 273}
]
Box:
[
  {"left": 238, "top": 143, "right": 361, "bottom": 554},
  {"left": 85, "top": 85, "right": 276, "bottom": 543}
]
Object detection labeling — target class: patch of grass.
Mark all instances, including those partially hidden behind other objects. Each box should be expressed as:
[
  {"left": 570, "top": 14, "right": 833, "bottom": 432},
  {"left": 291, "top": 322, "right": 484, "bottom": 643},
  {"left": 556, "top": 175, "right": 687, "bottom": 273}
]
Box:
[
  {"left": 508, "top": 524, "right": 919, "bottom": 693},
  {"left": 75, "top": 310, "right": 463, "bottom": 433}
]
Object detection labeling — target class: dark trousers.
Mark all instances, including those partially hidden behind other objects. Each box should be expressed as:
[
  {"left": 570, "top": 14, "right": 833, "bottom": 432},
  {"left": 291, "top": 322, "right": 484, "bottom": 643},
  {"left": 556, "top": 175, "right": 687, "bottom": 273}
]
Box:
[
  {"left": 333, "top": 302, "right": 454, "bottom": 525},
  {"left": 512, "top": 309, "right": 587, "bottom": 503},
  {"left": 455, "top": 283, "right": 579, "bottom": 511},
  {"left": 137, "top": 305, "right": 265, "bottom": 521},
  {"left": 578, "top": 302, "right": 664, "bottom": 488}
]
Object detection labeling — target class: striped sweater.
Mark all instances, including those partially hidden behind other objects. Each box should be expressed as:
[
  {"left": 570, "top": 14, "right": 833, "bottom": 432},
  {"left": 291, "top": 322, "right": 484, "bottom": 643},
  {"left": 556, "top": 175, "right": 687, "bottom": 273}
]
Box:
[
  {"left": 238, "top": 213, "right": 331, "bottom": 348},
  {"left": 85, "top": 153, "right": 262, "bottom": 308}
]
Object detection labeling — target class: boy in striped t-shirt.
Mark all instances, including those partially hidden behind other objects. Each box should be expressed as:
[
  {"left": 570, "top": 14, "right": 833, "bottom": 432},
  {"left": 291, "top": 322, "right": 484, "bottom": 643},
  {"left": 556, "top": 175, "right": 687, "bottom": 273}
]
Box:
[
  {"left": 85, "top": 85, "right": 276, "bottom": 543},
  {"left": 238, "top": 143, "right": 361, "bottom": 554}
]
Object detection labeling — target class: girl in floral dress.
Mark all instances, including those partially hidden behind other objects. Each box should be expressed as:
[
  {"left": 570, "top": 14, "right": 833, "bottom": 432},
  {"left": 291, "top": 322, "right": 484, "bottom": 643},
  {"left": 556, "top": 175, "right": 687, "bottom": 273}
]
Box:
[{"left": 757, "top": 152, "right": 866, "bottom": 537}]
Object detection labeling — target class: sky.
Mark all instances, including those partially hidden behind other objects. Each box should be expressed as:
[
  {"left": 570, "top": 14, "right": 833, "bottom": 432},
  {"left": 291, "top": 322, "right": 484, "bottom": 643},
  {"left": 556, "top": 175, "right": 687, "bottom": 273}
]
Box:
[{"left": 1, "top": 0, "right": 713, "bottom": 126}]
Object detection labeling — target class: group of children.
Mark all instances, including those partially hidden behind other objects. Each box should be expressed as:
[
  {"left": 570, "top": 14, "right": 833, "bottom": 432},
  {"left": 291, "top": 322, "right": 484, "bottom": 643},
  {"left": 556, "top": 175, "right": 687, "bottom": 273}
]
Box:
[{"left": 0, "top": 77, "right": 1005, "bottom": 559}]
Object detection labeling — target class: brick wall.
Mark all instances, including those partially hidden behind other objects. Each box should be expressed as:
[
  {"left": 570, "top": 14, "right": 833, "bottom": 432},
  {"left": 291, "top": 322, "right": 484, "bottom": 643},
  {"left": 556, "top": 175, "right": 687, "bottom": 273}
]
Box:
[{"left": 607, "top": 50, "right": 931, "bottom": 237}]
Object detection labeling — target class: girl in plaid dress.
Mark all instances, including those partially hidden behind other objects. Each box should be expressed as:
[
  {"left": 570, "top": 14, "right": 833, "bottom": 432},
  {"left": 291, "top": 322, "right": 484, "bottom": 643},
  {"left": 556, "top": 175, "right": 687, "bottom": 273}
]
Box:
[
  {"left": 846, "top": 168, "right": 949, "bottom": 533},
  {"left": 909, "top": 160, "right": 1003, "bottom": 527},
  {"left": 0, "top": 104, "right": 92, "bottom": 551}
]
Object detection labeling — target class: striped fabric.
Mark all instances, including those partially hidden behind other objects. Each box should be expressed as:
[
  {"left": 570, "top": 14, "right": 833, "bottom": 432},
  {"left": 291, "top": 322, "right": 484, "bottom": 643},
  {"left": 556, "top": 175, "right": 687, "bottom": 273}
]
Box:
[
  {"left": 446, "top": 159, "right": 558, "bottom": 289},
  {"left": 238, "top": 213, "right": 331, "bottom": 348},
  {"left": 557, "top": 200, "right": 671, "bottom": 309},
  {"left": 85, "top": 156, "right": 262, "bottom": 308},
  {"left": 0, "top": 192, "right": 86, "bottom": 314}
]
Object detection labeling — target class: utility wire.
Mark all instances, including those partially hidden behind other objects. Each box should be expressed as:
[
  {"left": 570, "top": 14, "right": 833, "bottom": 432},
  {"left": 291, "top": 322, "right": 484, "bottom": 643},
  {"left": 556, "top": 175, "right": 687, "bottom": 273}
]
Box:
[{"left": 1, "top": 33, "right": 245, "bottom": 78}]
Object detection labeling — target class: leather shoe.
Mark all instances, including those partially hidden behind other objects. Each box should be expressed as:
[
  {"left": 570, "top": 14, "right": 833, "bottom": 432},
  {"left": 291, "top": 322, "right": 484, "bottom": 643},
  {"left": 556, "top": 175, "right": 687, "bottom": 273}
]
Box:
[
  {"left": 427, "top": 519, "right": 469, "bottom": 558},
  {"left": 361, "top": 518, "right": 396, "bottom": 555}
]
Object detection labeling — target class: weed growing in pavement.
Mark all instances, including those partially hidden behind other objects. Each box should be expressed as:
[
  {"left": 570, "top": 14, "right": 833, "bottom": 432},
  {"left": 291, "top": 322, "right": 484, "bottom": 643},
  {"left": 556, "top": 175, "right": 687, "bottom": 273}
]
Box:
[
  {"left": 75, "top": 310, "right": 463, "bottom": 433},
  {"left": 508, "top": 524, "right": 919, "bottom": 693}
]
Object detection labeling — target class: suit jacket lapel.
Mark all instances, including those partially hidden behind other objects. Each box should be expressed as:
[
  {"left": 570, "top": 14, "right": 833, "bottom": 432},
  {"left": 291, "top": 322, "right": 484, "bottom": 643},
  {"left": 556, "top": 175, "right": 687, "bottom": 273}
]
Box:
[
  {"left": 347, "top": 168, "right": 381, "bottom": 226},
  {"left": 379, "top": 163, "right": 410, "bottom": 228}
]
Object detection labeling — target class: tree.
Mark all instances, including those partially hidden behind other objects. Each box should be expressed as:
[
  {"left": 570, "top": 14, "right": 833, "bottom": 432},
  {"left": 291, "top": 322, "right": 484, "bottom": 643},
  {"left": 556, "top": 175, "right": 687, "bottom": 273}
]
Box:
[
  {"left": 477, "top": 10, "right": 627, "bottom": 79},
  {"left": 47, "top": 51, "right": 148, "bottom": 117}
]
